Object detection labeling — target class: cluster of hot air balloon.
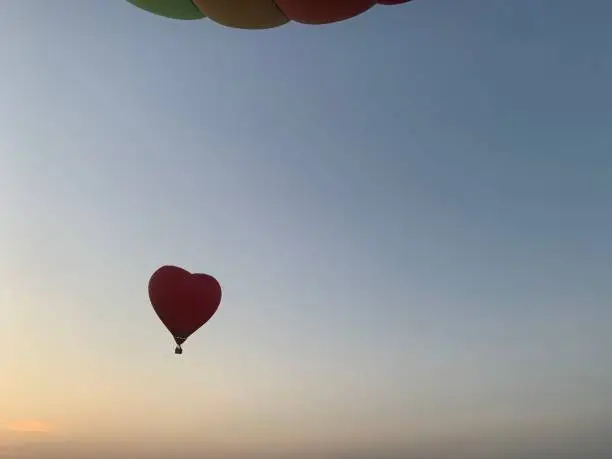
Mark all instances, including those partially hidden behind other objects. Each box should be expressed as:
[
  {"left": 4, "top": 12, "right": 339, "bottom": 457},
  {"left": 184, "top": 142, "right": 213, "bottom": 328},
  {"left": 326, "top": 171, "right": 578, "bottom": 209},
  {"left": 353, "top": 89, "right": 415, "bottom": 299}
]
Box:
[
  {"left": 140, "top": 0, "right": 417, "bottom": 354},
  {"left": 126, "top": 0, "right": 414, "bottom": 30}
]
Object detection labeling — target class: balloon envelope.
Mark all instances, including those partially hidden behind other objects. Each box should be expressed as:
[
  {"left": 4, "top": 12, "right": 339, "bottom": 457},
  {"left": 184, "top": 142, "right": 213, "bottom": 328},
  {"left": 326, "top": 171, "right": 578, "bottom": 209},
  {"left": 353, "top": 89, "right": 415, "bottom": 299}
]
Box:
[
  {"left": 148, "top": 265, "right": 222, "bottom": 346},
  {"left": 127, "top": 0, "right": 204, "bottom": 19},
  {"left": 126, "top": 0, "right": 414, "bottom": 29}
]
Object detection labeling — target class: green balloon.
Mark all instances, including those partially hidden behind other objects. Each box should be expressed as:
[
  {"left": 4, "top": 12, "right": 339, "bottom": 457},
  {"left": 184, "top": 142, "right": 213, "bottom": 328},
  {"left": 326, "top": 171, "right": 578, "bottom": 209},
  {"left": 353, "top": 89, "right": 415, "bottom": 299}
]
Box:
[{"left": 126, "top": 0, "right": 204, "bottom": 20}]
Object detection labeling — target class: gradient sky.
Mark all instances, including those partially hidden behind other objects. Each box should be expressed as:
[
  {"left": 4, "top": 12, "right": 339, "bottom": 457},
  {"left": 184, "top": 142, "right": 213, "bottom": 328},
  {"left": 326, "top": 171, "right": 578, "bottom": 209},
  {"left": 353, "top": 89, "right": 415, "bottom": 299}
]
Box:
[{"left": 1, "top": 1, "right": 611, "bottom": 458}]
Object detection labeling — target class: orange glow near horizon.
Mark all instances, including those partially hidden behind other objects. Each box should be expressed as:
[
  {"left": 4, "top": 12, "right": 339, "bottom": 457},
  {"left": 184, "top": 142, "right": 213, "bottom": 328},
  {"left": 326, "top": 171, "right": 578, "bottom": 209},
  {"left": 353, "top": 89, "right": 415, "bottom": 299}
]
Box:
[{"left": 3, "top": 420, "right": 54, "bottom": 434}]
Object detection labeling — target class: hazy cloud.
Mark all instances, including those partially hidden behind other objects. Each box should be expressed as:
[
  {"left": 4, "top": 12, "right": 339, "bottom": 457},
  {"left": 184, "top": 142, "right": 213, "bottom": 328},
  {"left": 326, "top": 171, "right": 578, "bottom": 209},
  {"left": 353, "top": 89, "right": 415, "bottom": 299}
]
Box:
[{"left": 2, "top": 420, "right": 54, "bottom": 434}]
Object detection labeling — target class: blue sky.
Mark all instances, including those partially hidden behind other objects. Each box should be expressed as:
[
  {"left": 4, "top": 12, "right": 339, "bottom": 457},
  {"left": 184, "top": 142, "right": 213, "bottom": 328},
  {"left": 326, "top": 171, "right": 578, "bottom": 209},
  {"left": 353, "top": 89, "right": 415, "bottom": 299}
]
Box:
[{"left": 1, "top": 1, "right": 611, "bottom": 458}]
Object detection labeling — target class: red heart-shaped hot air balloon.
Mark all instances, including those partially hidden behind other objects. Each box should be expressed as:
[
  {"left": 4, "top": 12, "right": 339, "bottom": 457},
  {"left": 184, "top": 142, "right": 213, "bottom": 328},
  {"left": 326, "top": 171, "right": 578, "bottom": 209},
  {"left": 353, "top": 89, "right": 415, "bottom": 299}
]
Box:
[{"left": 148, "top": 265, "right": 222, "bottom": 354}]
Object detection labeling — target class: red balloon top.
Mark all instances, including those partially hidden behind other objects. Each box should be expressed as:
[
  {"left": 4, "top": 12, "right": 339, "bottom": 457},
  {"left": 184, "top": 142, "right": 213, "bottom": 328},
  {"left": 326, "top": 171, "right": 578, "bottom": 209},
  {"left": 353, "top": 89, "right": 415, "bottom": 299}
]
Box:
[{"left": 148, "top": 265, "right": 222, "bottom": 350}]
